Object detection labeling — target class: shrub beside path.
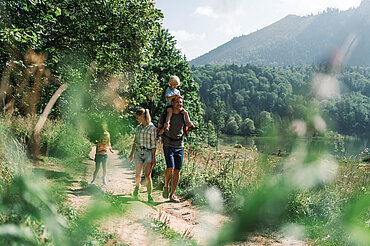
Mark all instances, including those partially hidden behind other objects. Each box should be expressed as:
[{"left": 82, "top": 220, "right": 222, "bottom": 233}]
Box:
[{"left": 65, "top": 147, "right": 308, "bottom": 246}]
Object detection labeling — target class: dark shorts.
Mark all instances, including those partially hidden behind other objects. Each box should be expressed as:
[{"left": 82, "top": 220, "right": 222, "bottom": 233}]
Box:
[
  {"left": 163, "top": 146, "right": 184, "bottom": 170},
  {"left": 95, "top": 154, "right": 108, "bottom": 165}
]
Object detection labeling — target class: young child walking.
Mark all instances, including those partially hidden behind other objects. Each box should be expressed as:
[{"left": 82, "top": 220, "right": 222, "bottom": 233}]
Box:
[
  {"left": 91, "top": 130, "right": 113, "bottom": 185},
  {"left": 164, "top": 75, "right": 197, "bottom": 131}
]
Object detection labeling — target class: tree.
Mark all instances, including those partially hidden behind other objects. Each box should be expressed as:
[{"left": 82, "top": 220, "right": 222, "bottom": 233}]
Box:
[
  {"left": 0, "top": 0, "right": 164, "bottom": 154},
  {"left": 139, "top": 28, "right": 201, "bottom": 125},
  {"left": 256, "top": 111, "right": 274, "bottom": 136},
  {"left": 206, "top": 120, "right": 217, "bottom": 147},
  {"left": 224, "top": 116, "right": 239, "bottom": 135},
  {"left": 213, "top": 97, "right": 226, "bottom": 149},
  {"left": 240, "top": 118, "right": 256, "bottom": 136},
  {"left": 0, "top": 0, "right": 163, "bottom": 117}
]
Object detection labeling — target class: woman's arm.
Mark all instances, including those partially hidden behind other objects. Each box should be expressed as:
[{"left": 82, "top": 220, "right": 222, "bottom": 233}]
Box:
[{"left": 129, "top": 143, "right": 136, "bottom": 162}]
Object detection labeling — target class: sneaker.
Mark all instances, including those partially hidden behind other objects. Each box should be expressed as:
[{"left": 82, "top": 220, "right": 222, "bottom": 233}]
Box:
[
  {"left": 133, "top": 186, "right": 139, "bottom": 199},
  {"left": 148, "top": 195, "right": 154, "bottom": 203},
  {"left": 169, "top": 194, "right": 180, "bottom": 203},
  {"left": 162, "top": 187, "right": 169, "bottom": 199},
  {"left": 91, "top": 180, "right": 95, "bottom": 185},
  {"left": 103, "top": 177, "right": 107, "bottom": 185}
]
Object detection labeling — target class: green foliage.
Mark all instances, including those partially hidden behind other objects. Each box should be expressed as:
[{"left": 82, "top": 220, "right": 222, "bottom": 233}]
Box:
[
  {"left": 224, "top": 116, "right": 239, "bottom": 135},
  {"left": 43, "top": 120, "right": 91, "bottom": 158},
  {"left": 192, "top": 64, "right": 370, "bottom": 139},
  {"left": 239, "top": 118, "right": 256, "bottom": 136},
  {"left": 133, "top": 28, "right": 202, "bottom": 126},
  {"left": 0, "top": 0, "right": 163, "bottom": 128},
  {"left": 0, "top": 0, "right": 162, "bottom": 73},
  {"left": 0, "top": 117, "right": 31, "bottom": 187},
  {"left": 0, "top": 175, "right": 67, "bottom": 245}
]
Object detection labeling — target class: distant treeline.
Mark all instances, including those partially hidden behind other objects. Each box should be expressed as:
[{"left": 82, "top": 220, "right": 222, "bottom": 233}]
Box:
[{"left": 191, "top": 64, "right": 370, "bottom": 138}]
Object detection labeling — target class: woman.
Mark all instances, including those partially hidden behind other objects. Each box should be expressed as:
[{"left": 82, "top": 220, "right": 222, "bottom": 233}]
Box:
[{"left": 129, "top": 109, "right": 157, "bottom": 202}]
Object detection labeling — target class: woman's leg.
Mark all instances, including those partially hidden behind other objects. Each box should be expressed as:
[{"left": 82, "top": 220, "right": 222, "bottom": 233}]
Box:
[
  {"left": 134, "top": 162, "right": 144, "bottom": 188},
  {"left": 144, "top": 163, "right": 153, "bottom": 195}
]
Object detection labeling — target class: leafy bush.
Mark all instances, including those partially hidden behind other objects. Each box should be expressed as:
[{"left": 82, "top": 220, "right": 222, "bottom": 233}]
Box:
[
  {"left": 43, "top": 121, "right": 91, "bottom": 158},
  {"left": 0, "top": 118, "right": 31, "bottom": 190}
]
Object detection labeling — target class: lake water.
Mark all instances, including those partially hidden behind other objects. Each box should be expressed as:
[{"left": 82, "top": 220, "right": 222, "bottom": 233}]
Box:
[{"left": 219, "top": 135, "right": 369, "bottom": 159}]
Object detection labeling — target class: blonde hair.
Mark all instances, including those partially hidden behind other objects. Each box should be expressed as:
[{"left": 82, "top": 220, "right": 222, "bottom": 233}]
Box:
[
  {"left": 169, "top": 75, "right": 180, "bottom": 86},
  {"left": 99, "top": 130, "right": 110, "bottom": 143},
  {"left": 135, "top": 108, "right": 151, "bottom": 124}
]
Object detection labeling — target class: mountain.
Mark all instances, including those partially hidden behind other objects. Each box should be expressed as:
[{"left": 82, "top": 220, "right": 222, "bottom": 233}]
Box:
[{"left": 190, "top": 0, "right": 370, "bottom": 66}]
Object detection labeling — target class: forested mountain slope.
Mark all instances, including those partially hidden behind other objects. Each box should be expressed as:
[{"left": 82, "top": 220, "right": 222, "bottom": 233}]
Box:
[{"left": 191, "top": 0, "right": 370, "bottom": 66}]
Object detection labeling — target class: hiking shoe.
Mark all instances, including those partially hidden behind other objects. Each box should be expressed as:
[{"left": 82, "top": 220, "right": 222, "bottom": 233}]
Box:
[
  {"left": 103, "top": 177, "right": 107, "bottom": 185},
  {"left": 148, "top": 195, "right": 154, "bottom": 203},
  {"left": 162, "top": 187, "right": 169, "bottom": 199},
  {"left": 133, "top": 186, "right": 139, "bottom": 199},
  {"left": 169, "top": 194, "right": 180, "bottom": 203}
]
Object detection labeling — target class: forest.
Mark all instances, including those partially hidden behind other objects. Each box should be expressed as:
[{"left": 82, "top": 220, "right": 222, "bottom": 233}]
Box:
[
  {"left": 0, "top": 1, "right": 369, "bottom": 246},
  {"left": 192, "top": 64, "right": 370, "bottom": 139}
]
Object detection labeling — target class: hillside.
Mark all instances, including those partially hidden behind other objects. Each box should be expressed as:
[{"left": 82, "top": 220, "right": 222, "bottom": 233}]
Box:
[{"left": 190, "top": 0, "right": 370, "bottom": 66}]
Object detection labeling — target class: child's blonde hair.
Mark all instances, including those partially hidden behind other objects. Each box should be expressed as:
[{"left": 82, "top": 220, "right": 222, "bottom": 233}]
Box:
[
  {"left": 169, "top": 75, "right": 180, "bottom": 86},
  {"left": 99, "top": 130, "right": 110, "bottom": 143}
]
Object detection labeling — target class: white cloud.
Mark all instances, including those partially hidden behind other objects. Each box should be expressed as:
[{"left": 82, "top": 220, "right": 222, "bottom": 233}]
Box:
[
  {"left": 169, "top": 29, "right": 206, "bottom": 42},
  {"left": 168, "top": 30, "right": 207, "bottom": 59},
  {"left": 194, "top": 2, "right": 244, "bottom": 39},
  {"left": 195, "top": 5, "right": 218, "bottom": 18}
]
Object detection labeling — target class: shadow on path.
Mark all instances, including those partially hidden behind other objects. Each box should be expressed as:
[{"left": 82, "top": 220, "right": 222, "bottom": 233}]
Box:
[
  {"left": 68, "top": 184, "right": 104, "bottom": 196},
  {"left": 33, "top": 167, "right": 73, "bottom": 181}
]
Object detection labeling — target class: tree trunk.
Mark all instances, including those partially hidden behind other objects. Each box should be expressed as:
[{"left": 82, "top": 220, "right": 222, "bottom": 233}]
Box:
[{"left": 32, "top": 84, "right": 68, "bottom": 163}]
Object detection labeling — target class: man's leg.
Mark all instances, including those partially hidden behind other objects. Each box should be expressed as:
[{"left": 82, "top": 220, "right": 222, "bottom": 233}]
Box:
[
  {"left": 170, "top": 169, "right": 180, "bottom": 196},
  {"left": 163, "top": 146, "right": 175, "bottom": 198},
  {"left": 164, "top": 167, "right": 174, "bottom": 188},
  {"left": 169, "top": 147, "right": 184, "bottom": 202}
]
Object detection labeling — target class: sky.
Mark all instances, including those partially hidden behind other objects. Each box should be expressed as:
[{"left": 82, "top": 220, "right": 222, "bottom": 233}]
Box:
[{"left": 154, "top": 0, "right": 362, "bottom": 61}]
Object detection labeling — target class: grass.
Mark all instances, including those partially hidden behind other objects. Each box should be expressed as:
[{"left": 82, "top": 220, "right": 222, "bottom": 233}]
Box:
[
  {"left": 1, "top": 114, "right": 369, "bottom": 245},
  {"left": 150, "top": 219, "right": 198, "bottom": 245},
  {"left": 149, "top": 138, "right": 369, "bottom": 245}
]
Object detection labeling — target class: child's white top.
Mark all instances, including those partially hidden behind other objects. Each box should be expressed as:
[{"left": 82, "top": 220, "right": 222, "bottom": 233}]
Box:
[{"left": 165, "top": 87, "right": 180, "bottom": 106}]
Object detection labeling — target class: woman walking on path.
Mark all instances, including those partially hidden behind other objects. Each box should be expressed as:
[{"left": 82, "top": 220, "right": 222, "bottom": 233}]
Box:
[
  {"left": 129, "top": 109, "right": 157, "bottom": 203},
  {"left": 91, "top": 130, "right": 114, "bottom": 185}
]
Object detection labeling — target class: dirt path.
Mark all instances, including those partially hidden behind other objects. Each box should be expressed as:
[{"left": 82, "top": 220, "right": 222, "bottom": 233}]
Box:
[{"left": 65, "top": 147, "right": 308, "bottom": 246}]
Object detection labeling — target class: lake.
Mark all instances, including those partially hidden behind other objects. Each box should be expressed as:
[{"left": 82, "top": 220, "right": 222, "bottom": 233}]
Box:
[{"left": 219, "top": 135, "right": 369, "bottom": 159}]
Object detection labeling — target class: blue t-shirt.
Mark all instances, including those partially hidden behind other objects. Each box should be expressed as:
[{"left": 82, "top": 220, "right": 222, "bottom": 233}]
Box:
[{"left": 165, "top": 87, "right": 181, "bottom": 106}]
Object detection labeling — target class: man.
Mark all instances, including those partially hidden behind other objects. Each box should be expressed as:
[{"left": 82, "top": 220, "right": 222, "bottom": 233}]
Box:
[{"left": 158, "top": 95, "right": 190, "bottom": 202}]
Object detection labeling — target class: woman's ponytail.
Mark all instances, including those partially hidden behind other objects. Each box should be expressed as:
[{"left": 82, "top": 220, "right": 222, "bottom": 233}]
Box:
[{"left": 145, "top": 109, "right": 151, "bottom": 124}]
